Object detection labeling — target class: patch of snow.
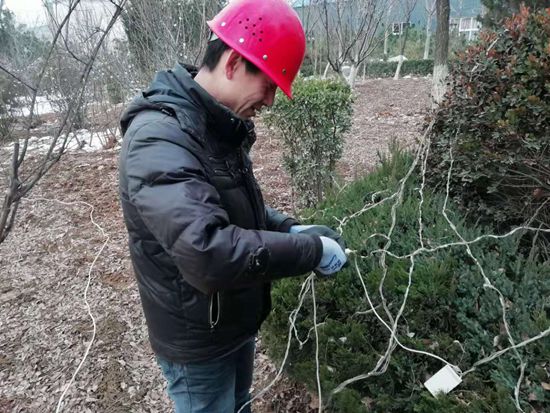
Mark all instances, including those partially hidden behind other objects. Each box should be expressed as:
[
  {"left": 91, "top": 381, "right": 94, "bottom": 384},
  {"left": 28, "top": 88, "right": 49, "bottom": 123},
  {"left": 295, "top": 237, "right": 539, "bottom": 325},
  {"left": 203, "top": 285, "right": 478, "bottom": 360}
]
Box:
[
  {"left": 1, "top": 129, "right": 120, "bottom": 155},
  {"left": 388, "top": 55, "right": 408, "bottom": 62},
  {"left": 11, "top": 96, "right": 55, "bottom": 117}
]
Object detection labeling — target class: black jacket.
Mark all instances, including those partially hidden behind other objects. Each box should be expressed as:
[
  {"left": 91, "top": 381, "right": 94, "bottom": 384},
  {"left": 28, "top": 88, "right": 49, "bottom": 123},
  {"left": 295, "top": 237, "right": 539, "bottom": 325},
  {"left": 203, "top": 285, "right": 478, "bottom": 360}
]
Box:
[{"left": 118, "top": 63, "right": 322, "bottom": 362}]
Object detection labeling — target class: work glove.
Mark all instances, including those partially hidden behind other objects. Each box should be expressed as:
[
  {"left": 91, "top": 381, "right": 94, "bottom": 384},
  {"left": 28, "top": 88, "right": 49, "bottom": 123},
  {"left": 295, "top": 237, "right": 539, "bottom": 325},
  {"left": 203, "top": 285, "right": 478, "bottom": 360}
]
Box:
[
  {"left": 316, "top": 236, "right": 347, "bottom": 276},
  {"left": 289, "top": 224, "right": 346, "bottom": 251}
]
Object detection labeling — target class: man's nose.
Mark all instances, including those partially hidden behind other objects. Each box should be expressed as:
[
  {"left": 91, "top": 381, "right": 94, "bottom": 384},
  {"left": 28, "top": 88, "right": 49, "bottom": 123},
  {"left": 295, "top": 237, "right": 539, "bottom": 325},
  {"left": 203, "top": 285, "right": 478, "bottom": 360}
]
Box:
[{"left": 263, "top": 87, "right": 276, "bottom": 107}]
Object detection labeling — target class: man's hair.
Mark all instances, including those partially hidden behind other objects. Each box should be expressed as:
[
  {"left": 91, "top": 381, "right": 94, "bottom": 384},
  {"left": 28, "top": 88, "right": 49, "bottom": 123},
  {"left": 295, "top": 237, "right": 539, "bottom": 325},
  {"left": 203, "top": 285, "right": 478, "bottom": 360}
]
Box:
[{"left": 200, "top": 38, "right": 260, "bottom": 74}]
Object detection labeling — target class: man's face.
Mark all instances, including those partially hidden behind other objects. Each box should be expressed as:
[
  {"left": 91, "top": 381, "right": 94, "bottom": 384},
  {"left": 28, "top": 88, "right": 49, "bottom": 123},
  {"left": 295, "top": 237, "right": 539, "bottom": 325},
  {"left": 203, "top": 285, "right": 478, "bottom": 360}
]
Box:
[{"left": 222, "top": 52, "right": 278, "bottom": 119}]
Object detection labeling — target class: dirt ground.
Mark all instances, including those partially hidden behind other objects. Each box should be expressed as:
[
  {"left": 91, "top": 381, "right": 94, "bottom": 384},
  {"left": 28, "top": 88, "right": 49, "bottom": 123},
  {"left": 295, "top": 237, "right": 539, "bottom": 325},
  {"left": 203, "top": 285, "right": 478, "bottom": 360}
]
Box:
[{"left": 0, "top": 77, "right": 431, "bottom": 412}]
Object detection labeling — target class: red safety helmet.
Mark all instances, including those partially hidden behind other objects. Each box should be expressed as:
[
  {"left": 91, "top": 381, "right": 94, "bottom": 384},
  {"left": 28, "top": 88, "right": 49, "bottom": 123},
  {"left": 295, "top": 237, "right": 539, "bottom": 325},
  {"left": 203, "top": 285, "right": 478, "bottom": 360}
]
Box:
[{"left": 207, "top": 0, "right": 306, "bottom": 98}]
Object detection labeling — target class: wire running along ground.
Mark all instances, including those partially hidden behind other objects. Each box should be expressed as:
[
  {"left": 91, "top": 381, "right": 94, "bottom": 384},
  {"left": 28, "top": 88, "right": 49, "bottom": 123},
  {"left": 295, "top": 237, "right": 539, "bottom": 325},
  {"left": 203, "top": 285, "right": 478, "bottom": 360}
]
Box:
[
  {"left": 29, "top": 197, "right": 109, "bottom": 413},
  {"left": 245, "top": 120, "right": 549, "bottom": 412}
]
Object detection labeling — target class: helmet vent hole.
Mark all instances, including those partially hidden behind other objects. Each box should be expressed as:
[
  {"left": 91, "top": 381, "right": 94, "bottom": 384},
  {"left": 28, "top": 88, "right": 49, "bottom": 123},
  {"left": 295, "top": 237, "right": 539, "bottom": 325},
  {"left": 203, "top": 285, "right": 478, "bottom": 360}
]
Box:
[
  {"left": 245, "top": 26, "right": 248, "bottom": 29},
  {"left": 252, "top": 32, "right": 256, "bottom": 36},
  {"left": 246, "top": 18, "right": 250, "bottom": 21},
  {"left": 259, "top": 17, "right": 262, "bottom": 21},
  {"left": 260, "top": 30, "right": 263, "bottom": 34},
  {"left": 259, "top": 38, "right": 262, "bottom": 42}
]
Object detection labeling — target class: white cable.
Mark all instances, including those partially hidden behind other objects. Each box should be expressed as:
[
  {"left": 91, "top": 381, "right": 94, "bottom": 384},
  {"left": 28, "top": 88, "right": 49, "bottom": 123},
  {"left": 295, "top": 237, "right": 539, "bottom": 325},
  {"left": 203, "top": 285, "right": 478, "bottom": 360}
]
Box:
[
  {"left": 417, "top": 134, "right": 430, "bottom": 249},
  {"left": 29, "top": 197, "right": 109, "bottom": 413},
  {"left": 240, "top": 103, "right": 548, "bottom": 410},
  {"left": 311, "top": 276, "right": 322, "bottom": 412},
  {"left": 369, "top": 224, "right": 550, "bottom": 261},
  {"left": 327, "top": 127, "right": 548, "bottom": 409},
  {"left": 462, "top": 327, "right": 550, "bottom": 376},
  {"left": 330, "top": 254, "right": 461, "bottom": 398},
  {"left": 442, "top": 144, "right": 526, "bottom": 412},
  {"left": 237, "top": 274, "right": 315, "bottom": 413}
]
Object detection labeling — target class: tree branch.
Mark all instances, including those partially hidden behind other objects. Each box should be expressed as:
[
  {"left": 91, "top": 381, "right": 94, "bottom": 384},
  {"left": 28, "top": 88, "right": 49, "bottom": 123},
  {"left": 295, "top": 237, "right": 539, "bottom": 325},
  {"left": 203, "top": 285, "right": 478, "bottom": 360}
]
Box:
[{"left": 0, "top": 63, "right": 37, "bottom": 92}]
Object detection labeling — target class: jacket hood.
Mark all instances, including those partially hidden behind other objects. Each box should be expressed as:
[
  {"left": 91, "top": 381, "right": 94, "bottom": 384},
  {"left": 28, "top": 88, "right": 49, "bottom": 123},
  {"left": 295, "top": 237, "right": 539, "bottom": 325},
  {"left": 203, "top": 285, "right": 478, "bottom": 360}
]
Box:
[{"left": 120, "top": 63, "right": 254, "bottom": 148}]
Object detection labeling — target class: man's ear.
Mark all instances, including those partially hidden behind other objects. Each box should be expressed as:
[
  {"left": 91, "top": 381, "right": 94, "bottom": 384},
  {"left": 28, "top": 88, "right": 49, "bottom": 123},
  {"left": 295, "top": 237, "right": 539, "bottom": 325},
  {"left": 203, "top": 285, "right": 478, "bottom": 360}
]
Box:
[{"left": 224, "top": 50, "right": 243, "bottom": 80}]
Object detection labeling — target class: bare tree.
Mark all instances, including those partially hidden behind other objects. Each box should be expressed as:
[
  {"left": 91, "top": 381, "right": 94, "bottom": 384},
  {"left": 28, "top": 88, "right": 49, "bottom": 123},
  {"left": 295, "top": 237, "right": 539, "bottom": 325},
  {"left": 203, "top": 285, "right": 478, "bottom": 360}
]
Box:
[
  {"left": 318, "top": 0, "right": 390, "bottom": 87},
  {"left": 382, "top": 2, "right": 394, "bottom": 61},
  {"left": 393, "top": 0, "right": 418, "bottom": 80},
  {"left": 423, "top": 0, "right": 436, "bottom": 59},
  {"left": 122, "top": 0, "right": 223, "bottom": 83},
  {"left": 0, "top": 0, "right": 127, "bottom": 244},
  {"left": 294, "top": 0, "right": 324, "bottom": 76},
  {"left": 431, "top": 0, "right": 449, "bottom": 104}
]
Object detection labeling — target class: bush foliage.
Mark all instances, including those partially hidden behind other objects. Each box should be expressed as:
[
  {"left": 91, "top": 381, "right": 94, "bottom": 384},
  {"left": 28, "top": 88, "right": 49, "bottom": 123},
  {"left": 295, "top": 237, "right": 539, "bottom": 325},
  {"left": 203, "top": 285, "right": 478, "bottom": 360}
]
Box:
[
  {"left": 263, "top": 147, "right": 550, "bottom": 412},
  {"left": 426, "top": 7, "right": 550, "bottom": 256},
  {"left": 0, "top": 73, "right": 26, "bottom": 144},
  {"left": 264, "top": 78, "right": 353, "bottom": 208},
  {"left": 481, "top": 0, "right": 549, "bottom": 27},
  {"left": 364, "top": 59, "right": 434, "bottom": 78}
]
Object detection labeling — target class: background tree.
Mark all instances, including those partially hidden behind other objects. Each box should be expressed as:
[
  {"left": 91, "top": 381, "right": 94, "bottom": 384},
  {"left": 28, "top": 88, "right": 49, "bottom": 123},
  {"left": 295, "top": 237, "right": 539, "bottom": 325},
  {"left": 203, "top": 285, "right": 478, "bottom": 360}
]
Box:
[
  {"left": 318, "top": 0, "right": 390, "bottom": 87},
  {"left": 480, "top": 0, "right": 548, "bottom": 26},
  {"left": 423, "top": 0, "right": 436, "bottom": 59},
  {"left": 393, "top": 0, "right": 418, "bottom": 79},
  {"left": 0, "top": 0, "right": 127, "bottom": 244},
  {"left": 122, "top": 0, "right": 223, "bottom": 83},
  {"left": 382, "top": 2, "right": 393, "bottom": 61},
  {"left": 1, "top": 6, "right": 49, "bottom": 143},
  {"left": 431, "top": 0, "right": 449, "bottom": 104},
  {"left": 427, "top": 6, "right": 550, "bottom": 256}
]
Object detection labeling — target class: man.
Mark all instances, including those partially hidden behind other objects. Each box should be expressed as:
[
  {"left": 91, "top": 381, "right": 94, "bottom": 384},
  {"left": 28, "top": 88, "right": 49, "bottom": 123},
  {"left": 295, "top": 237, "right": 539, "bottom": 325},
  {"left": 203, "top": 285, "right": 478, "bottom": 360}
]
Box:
[{"left": 118, "top": 0, "right": 347, "bottom": 411}]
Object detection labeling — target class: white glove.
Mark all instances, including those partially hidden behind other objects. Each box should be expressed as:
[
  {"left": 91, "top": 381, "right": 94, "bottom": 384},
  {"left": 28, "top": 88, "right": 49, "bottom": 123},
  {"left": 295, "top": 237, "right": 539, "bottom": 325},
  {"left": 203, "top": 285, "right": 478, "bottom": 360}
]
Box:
[{"left": 316, "top": 236, "right": 347, "bottom": 276}]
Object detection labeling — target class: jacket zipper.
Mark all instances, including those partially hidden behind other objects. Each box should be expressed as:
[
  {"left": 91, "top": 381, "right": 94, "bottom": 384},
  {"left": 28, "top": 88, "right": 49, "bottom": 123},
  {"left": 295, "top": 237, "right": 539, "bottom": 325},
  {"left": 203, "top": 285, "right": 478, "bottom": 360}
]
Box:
[
  {"left": 208, "top": 292, "right": 220, "bottom": 329},
  {"left": 239, "top": 148, "right": 264, "bottom": 229}
]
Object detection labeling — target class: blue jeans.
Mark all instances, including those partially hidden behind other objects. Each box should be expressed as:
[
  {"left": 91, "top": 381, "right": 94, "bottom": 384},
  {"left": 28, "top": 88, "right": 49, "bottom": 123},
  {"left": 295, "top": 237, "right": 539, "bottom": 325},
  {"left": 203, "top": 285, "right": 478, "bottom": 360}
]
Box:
[{"left": 156, "top": 339, "right": 255, "bottom": 413}]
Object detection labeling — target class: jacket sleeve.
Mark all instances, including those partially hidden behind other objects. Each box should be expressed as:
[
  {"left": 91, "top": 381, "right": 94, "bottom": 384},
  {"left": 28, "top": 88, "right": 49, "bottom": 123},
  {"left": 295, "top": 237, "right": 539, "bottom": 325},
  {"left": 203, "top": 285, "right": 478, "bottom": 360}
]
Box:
[
  {"left": 265, "top": 206, "right": 300, "bottom": 232},
  {"left": 124, "top": 125, "right": 322, "bottom": 295}
]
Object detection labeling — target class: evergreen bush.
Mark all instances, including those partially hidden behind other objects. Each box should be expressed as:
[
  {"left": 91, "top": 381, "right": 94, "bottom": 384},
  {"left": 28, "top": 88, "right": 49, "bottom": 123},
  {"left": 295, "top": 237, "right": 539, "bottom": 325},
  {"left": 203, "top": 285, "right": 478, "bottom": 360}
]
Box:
[
  {"left": 364, "top": 59, "right": 434, "bottom": 78},
  {"left": 0, "top": 73, "right": 25, "bottom": 144},
  {"left": 262, "top": 147, "right": 550, "bottom": 412},
  {"left": 264, "top": 78, "right": 353, "bottom": 208},
  {"left": 426, "top": 7, "right": 550, "bottom": 257},
  {"left": 106, "top": 77, "right": 125, "bottom": 105}
]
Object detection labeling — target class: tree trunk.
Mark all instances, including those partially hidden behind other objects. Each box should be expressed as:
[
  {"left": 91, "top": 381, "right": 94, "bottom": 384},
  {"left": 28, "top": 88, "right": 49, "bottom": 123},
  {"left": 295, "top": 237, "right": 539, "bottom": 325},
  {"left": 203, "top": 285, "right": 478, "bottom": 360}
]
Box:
[
  {"left": 393, "top": 24, "right": 410, "bottom": 80},
  {"left": 383, "top": 4, "right": 393, "bottom": 62},
  {"left": 383, "top": 28, "right": 389, "bottom": 61},
  {"left": 348, "top": 62, "right": 359, "bottom": 88},
  {"left": 323, "top": 61, "right": 331, "bottom": 78},
  {"left": 314, "top": 50, "right": 318, "bottom": 76},
  {"left": 432, "top": 0, "right": 450, "bottom": 105},
  {"left": 423, "top": 14, "right": 432, "bottom": 59}
]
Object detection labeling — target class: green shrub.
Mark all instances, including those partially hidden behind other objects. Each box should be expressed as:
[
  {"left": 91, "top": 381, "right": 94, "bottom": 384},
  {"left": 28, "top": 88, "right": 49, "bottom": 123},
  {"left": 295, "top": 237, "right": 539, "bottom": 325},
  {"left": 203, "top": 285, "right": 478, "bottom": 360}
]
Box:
[
  {"left": 264, "top": 78, "right": 353, "bottom": 207},
  {"left": 364, "top": 59, "right": 434, "bottom": 78},
  {"left": 480, "top": 0, "right": 549, "bottom": 27},
  {"left": 106, "top": 77, "right": 125, "bottom": 104},
  {"left": 262, "top": 147, "right": 550, "bottom": 412},
  {"left": 300, "top": 53, "right": 316, "bottom": 77},
  {"left": 426, "top": 7, "right": 550, "bottom": 256},
  {"left": 0, "top": 72, "right": 25, "bottom": 144}
]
